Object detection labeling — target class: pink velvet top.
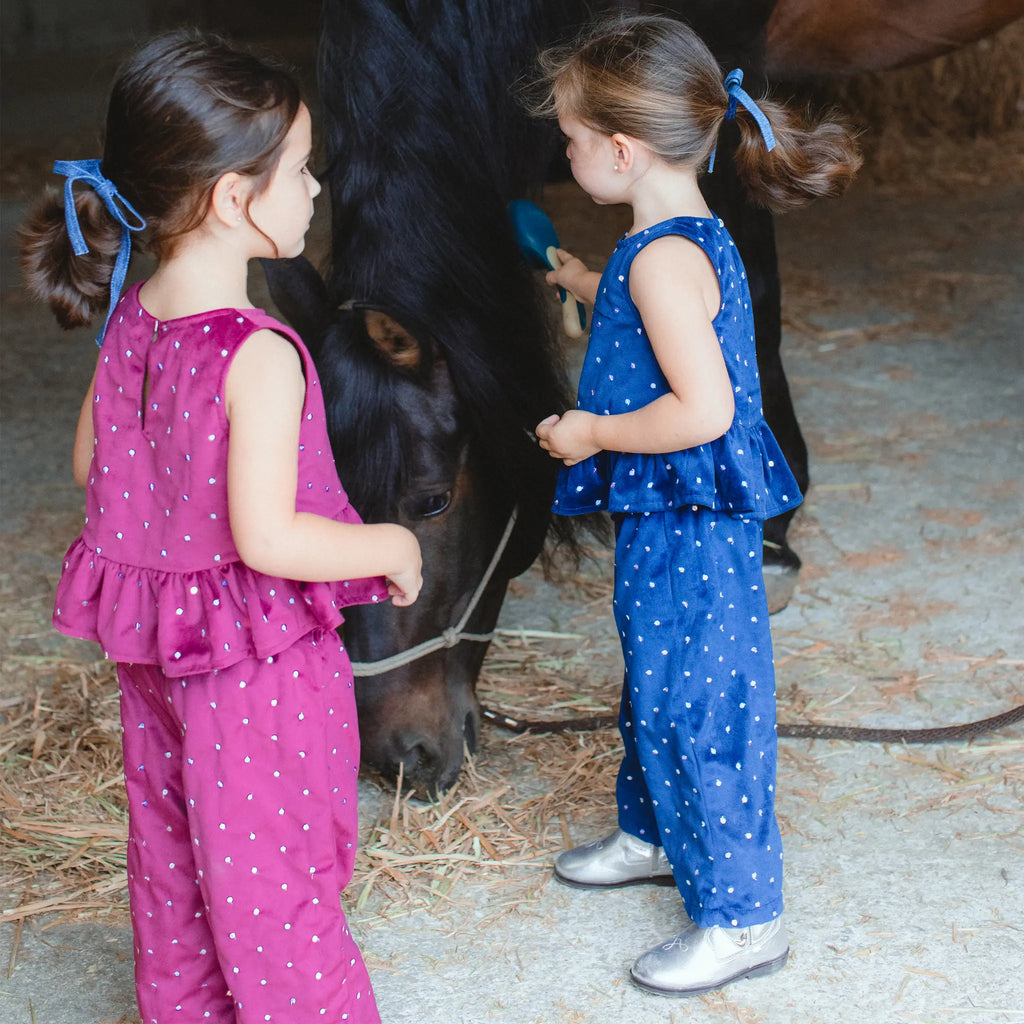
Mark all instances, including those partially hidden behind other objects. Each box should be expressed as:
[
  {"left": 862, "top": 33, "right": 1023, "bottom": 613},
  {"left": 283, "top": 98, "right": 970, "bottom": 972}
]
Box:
[{"left": 54, "top": 283, "right": 388, "bottom": 676}]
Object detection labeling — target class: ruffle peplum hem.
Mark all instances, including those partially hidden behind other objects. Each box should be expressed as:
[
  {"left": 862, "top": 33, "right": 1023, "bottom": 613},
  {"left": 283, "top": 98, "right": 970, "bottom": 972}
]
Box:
[
  {"left": 553, "top": 421, "right": 800, "bottom": 519},
  {"left": 54, "top": 537, "right": 387, "bottom": 677}
]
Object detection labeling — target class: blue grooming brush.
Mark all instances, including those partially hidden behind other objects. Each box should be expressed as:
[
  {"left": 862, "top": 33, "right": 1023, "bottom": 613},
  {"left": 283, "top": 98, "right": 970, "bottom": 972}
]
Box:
[{"left": 508, "top": 199, "right": 587, "bottom": 339}]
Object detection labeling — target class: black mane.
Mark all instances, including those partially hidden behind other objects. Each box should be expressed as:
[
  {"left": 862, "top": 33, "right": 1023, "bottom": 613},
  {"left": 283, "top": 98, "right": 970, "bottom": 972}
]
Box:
[{"left": 317, "top": 0, "right": 585, "bottom": 551}]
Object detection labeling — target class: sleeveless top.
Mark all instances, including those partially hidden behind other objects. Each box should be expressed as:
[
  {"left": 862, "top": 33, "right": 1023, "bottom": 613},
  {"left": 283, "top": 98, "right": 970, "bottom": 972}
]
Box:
[
  {"left": 552, "top": 215, "right": 801, "bottom": 520},
  {"left": 53, "top": 283, "right": 388, "bottom": 677}
]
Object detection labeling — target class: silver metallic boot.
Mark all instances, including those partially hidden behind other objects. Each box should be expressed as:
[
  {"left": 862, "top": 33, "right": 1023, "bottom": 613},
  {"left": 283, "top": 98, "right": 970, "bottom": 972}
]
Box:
[
  {"left": 553, "top": 828, "right": 675, "bottom": 889},
  {"left": 630, "top": 918, "right": 789, "bottom": 997}
]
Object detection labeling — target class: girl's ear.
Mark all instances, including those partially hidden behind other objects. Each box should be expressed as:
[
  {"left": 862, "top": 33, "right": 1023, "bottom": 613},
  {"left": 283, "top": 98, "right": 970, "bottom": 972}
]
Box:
[
  {"left": 611, "top": 132, "right": 653, "bottom": 176},
  {"left": 209, "top": 172, "right": 249, "bottom": 230},
  {"left": 611, "top": 132, "right": 634, "bottom": 171}
]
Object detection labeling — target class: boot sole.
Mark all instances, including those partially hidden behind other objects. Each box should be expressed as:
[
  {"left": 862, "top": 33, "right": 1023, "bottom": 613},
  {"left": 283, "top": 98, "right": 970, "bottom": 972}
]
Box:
[
  {"left": 630, "top": 947, "right": 790, "bottom": 998},
  {"left": 553, "top": 869, "right": 677, "bottom": 891}
]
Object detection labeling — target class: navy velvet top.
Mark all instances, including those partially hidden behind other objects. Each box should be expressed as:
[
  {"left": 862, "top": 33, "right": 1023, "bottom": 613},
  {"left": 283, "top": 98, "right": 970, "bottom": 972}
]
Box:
[{"left": 552, "top": 215, "right": 802, "bottom": 521}]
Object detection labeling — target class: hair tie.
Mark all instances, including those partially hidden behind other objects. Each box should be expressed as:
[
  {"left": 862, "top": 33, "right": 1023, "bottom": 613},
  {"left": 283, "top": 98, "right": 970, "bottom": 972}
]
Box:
[
  {"left": 53, "top": 159, "right": 147, "bottom": 346},
  {"left": 708, "top": 69, "right": 776, "bottom": 174}
]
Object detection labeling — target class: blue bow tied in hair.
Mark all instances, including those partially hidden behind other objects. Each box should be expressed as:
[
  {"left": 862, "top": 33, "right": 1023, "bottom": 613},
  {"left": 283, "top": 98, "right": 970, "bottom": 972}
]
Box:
[
  {"left": 53, "top": 159, "right": 147, "bottom": 346},
  {"left": 708, "top": 68, "right": 777, "bottom": 174}
]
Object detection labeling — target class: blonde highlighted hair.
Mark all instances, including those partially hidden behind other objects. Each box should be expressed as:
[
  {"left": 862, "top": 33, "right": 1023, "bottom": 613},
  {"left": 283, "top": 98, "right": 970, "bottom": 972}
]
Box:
[{"left": 532, "top": 14, "right": 861, "bottom": 212}]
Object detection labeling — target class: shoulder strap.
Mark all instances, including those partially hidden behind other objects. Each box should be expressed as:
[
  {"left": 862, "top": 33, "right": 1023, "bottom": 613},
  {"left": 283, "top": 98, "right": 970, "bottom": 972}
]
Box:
[
  {"left": 244, "top": 308, "right": 306, "bottom": 349},
  {"left": 239, "top": 309, "right": 319, "bottom": 380},
  {"left": 611, "top": 217, "right": 727, "bottom": 311},
  {"left": 626, "top": 216, "right": 721, "bottom": 263}
]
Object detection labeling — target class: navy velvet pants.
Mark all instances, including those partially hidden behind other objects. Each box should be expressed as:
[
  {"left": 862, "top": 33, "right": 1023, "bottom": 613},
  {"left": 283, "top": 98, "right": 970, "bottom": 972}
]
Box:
[{"left": 613, "top": 507, "right": 785, "bottom": 928}]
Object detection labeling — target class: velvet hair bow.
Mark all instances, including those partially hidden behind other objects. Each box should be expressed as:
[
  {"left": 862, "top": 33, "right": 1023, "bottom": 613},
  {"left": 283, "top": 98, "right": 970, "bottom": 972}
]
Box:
[
  {"left": 708, "top": 68, "right": 777, "bottom": 174},
  {"left": 53, "top": 159, "right": 147, "bottom": 345}
]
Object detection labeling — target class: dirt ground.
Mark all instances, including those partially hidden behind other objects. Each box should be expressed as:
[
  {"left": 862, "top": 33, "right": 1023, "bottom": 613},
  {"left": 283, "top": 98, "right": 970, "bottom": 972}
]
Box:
[{"left": 2, "top": 33, "right": 1024, "bottom": 1024}]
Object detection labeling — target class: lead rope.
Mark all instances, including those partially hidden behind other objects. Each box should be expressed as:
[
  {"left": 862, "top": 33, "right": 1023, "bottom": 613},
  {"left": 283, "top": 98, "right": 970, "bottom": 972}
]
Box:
[
  {"left": 350, "top": 507, "right": 518, "bottom": 677},
  {"left": 481, "top": 699, "right": 1024, "bottom": 743}
]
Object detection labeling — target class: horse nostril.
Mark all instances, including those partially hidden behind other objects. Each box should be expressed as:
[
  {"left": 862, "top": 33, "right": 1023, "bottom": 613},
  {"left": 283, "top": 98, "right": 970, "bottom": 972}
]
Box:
[{"left": 392, "top": 733, "right": 437, "bottom": 779}]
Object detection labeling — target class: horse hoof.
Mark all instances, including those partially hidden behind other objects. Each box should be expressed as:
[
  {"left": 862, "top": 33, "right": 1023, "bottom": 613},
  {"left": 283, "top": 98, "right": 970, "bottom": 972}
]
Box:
[{"left": 763, "top": 542, "right": 800, "bottom": 615}]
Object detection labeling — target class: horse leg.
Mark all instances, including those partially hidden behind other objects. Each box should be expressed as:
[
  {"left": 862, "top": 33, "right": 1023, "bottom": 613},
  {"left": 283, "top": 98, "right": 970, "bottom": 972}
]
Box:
[
  {"left": 749, "top": 224, "right": 807, "bottom": 614},
  {"left": 699, "top": 121, "right": 806, "bottom": 613}
]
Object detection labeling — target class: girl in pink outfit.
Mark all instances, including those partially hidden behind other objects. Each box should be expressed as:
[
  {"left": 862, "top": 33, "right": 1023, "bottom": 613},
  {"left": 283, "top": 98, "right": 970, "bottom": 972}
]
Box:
[{"left": 20, "top": 30, "right": 422, "bottom": 1024}]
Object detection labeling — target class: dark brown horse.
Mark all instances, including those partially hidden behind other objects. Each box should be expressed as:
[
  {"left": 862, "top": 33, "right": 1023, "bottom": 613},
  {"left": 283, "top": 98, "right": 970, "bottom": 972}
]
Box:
[
  {"left": 262, "top": 0, "right": 800, "bottom": 797},
  {"left": 265, "top": 1, "right": 588, "bottom": 795},
  {"left": 266, "top": 0, "right": 1019, "bottom": 795}
]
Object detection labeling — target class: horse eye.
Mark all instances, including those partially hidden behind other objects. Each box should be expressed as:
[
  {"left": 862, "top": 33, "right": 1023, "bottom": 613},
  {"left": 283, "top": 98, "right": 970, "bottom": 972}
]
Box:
[{"left": 409, "top": 490, "right": 452, "bottom": 519}]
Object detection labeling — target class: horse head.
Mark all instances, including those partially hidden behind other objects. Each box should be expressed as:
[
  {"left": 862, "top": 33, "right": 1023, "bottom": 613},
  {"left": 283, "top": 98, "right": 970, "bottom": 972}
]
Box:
[
  {"left": 263, "top": 252, "right": 563, "bottom": 796},
  {"left": 261, "top": 0, "right": 588, "bottom": 795}
]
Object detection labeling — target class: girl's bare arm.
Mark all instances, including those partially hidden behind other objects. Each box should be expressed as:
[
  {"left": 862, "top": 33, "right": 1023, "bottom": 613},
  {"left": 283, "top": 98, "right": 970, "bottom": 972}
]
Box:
[
  {"left": 225, "top": 330, "right": 422, "bottom": 604},
  {"left": 72, "top": 366, "right": 98, "bottom": 487},
  {"left": 536, "top": 236, "right": 734, "bottom": 464}
]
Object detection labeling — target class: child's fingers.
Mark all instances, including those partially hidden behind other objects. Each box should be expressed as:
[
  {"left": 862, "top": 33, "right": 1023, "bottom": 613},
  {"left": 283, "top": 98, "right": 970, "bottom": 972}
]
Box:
[
  {"left": 387, "top": 575, "right": 421, "bottom": 606},
  {"left": 535, "top": 418, "right": 561, "bottom": 448}
]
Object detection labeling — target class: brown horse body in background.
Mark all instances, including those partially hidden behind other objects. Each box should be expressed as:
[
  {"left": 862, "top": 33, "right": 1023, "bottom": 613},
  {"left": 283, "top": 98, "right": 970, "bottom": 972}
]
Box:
[{"left": 766, "top": 0, "right": 1024, "bottom": 75}]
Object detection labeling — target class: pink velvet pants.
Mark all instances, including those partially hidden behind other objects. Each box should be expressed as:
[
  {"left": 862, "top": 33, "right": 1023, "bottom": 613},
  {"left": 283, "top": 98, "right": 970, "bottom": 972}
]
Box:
[{"left": 117, "top": 628, "right": 380, "bottom": 1023}]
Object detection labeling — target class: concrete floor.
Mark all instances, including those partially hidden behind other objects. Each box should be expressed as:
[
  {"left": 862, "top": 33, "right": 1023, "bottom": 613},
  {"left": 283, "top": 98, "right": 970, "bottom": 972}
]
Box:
[{"left": 2, "top": 34, "right": 1023, "bottom": 1024}]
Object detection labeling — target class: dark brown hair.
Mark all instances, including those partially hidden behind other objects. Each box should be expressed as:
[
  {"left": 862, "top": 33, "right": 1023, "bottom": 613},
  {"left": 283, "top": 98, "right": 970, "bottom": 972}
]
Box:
[
  {"left": 19, "top": 29, "right": 302, "bottom": 329},
  {"left": 533, "top": 14, "right": 861, "bottom": 212}
]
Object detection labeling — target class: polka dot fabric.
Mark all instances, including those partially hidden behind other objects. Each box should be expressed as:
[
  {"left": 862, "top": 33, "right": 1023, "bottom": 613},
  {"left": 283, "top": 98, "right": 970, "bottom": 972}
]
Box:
[
  {"left": 613, "top": 509, "right": 784, "bottom": 929},
  {"left": 53, "top": 282, "right": 388, "bottom": 676},
  {"left": 550, "top": 217, "right": 801, "bottom": 930},
  {"left": 120, "top": 629, "right": 379, "bottom": 1022},
  {"left": 51, "top": 283, "right": 387, "bottom": 1020},
  {"left": 552, "top": 216, "right": 801, "bottom": 518}
]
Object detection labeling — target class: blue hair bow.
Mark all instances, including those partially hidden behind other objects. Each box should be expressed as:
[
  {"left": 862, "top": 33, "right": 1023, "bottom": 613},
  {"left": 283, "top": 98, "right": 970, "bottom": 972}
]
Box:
[
  {"left": 708, "top": 68, "right": 776, "bottom": 174},
  {"left": 53, "top": 159, "right": 147, "bottom": 346}
]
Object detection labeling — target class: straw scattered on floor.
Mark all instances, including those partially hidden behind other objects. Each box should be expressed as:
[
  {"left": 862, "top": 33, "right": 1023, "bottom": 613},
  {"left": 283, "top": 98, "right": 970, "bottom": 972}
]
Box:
[{"left": 0, "top": 634, "right": 626, "bottom": 928}]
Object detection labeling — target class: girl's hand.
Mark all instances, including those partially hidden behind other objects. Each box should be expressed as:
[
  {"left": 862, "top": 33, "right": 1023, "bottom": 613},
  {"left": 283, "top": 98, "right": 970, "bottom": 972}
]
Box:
[
  {"left": 384, "top": 527, "right": 423, "bottom": 607},
  {"left": 387, "top": 571, "right": 422, "bottom": 607},
  {"left": 535, "top": 411, "right": 601, "bottom": 466},
  {"left": 545, "top": 249, "right": 600, "bottom": 305}
]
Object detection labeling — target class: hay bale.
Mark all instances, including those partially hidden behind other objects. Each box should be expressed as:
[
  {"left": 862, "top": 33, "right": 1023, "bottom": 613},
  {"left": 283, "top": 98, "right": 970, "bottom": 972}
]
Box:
[
  {"left": 779, "top": 20, "right": 1024, "bottom": 185},
  {"left": 825, "top": 20, "right": 1023, "bottom": 138}
]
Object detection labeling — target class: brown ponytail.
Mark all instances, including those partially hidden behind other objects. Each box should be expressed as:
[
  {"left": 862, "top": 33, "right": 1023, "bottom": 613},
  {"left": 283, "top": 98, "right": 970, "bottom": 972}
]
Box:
[
  {"left": 731, "top": 98, "right": 862, "bottom": 212},
  {"left": 19, "top": 188, "right": 123, "bottom": 329}
]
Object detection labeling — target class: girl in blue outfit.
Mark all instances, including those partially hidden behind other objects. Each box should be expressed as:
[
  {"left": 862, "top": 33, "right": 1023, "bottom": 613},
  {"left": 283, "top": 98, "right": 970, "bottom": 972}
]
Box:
[{"left": 532, "top": 15, "right": 859, "bottom": 998}]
